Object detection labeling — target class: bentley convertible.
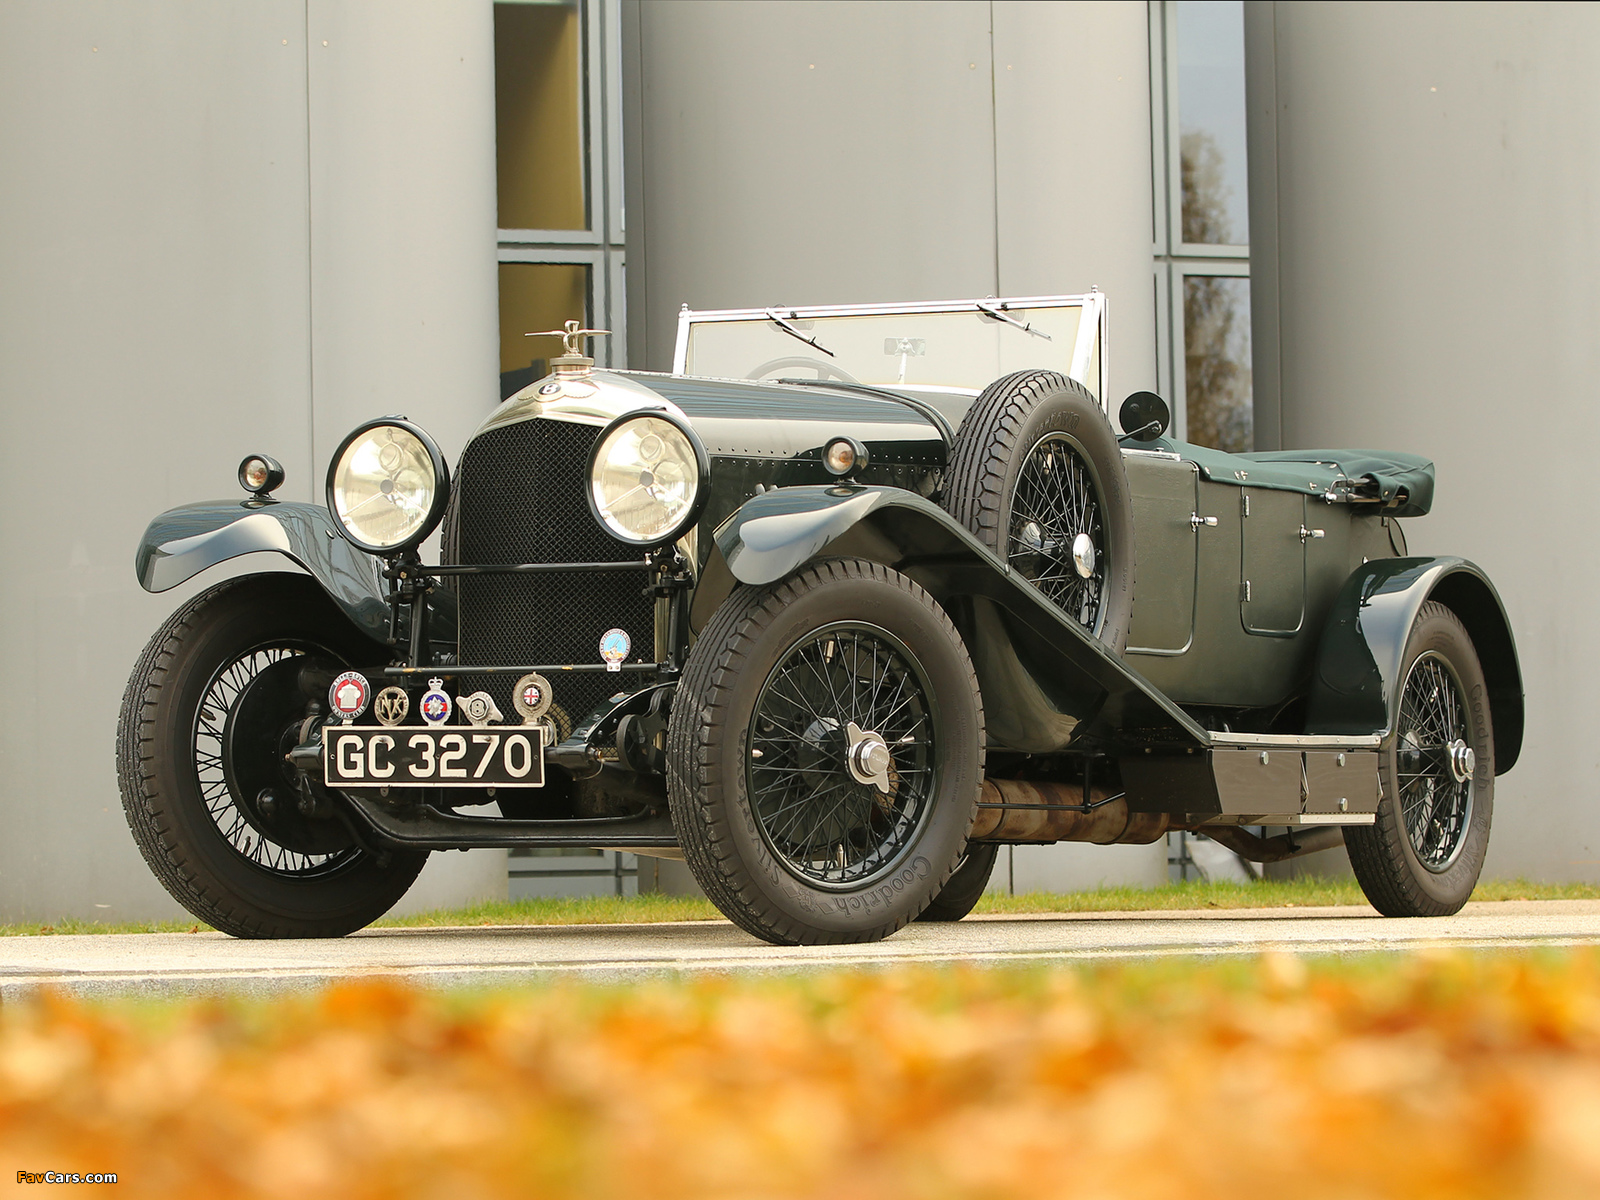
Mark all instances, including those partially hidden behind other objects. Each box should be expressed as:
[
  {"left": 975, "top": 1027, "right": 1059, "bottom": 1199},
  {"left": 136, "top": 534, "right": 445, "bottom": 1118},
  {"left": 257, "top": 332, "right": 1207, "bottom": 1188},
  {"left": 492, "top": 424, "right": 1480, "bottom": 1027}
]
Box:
[{"left": 120, "top": 293, "right": 1521, "bottom": 943}]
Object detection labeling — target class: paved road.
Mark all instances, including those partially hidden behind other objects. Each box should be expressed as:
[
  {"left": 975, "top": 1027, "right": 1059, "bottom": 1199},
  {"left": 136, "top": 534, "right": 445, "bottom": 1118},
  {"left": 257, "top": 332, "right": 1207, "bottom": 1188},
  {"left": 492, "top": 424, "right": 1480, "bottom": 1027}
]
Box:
[{"left": 4, "top": 900, "right": 1598, "bottom": 999}]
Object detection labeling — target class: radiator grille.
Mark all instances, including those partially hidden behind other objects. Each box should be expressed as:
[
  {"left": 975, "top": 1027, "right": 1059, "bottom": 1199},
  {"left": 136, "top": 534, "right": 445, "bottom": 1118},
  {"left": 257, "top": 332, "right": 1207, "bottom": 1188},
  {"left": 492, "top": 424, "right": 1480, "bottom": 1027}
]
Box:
[{"left": 442, "top": 418, "right": 655, "bottom": 727}]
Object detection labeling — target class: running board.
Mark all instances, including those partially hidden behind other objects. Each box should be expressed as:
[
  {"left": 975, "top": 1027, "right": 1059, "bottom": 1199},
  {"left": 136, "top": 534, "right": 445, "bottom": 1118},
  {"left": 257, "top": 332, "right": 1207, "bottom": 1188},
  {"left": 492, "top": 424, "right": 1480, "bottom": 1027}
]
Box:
[
  {"left": 342, "top": 795, "right": 677, "bottom": 851},
  {"left": 1123, "top": 732, "right": 1385, "bottom": 820}
]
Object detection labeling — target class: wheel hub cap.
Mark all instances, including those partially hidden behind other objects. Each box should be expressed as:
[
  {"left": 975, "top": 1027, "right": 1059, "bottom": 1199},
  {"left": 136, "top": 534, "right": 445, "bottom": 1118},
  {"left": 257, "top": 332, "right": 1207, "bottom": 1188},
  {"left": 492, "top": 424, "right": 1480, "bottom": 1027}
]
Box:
[
  {"left": 1447, "top": 738, "right": 1476, "bottom": 783},
  {"left": 1071, "top": 532, "right": 1097, "bottom": 579},
  {"left": 844, "top": 721, "right": 893, "bottom": 794}
]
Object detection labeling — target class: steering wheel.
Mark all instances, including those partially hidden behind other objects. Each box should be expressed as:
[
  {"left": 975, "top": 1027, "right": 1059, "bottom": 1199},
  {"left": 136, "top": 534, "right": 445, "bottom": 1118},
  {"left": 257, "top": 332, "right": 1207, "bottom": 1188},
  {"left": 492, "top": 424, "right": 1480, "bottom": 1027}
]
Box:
[{"left": 746, "top": 356, "right": 861, "bottom": 384}]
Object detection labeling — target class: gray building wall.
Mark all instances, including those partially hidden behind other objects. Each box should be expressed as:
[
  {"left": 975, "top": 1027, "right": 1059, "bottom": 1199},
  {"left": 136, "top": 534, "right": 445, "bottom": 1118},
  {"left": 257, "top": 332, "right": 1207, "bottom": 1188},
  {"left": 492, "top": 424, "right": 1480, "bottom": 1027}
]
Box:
[
  {"left": 0, "top": 1, "right": 507, "bottom": 921},
  {"left": 624, "top": 0, "right": 1168, "bottom": 890},
  {"left": 1247, "top": 1, "right": 1600, "bottom": 881}
]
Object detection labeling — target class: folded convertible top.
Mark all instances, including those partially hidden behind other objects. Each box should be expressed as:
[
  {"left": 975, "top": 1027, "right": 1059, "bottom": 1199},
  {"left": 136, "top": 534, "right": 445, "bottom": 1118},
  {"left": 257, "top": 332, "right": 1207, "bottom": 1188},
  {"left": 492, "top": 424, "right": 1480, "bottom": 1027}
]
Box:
[{"left": 1139, "top": 441, "right": 1436, "bottom": 518}]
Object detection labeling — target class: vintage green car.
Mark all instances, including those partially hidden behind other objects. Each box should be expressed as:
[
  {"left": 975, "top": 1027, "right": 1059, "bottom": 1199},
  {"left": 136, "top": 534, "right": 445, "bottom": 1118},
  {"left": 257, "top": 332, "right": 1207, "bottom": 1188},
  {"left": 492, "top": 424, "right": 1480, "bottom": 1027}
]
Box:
[{"left": 120, "top": 293, "right": 1521, "bottom": 943}]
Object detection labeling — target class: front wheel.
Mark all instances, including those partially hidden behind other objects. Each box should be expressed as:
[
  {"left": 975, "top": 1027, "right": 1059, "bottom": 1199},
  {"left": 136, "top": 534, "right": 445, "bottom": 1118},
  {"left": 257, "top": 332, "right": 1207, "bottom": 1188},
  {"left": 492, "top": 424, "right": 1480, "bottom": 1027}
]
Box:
[
  {"left": 117, "top": 575, "right": 428, "bottom": 938},
  {"left": 667, "top": 559, "right": 985, "bottom": 944},
  {"left": 1345, "top": 602, "right": 1494, "bottom": 917}
]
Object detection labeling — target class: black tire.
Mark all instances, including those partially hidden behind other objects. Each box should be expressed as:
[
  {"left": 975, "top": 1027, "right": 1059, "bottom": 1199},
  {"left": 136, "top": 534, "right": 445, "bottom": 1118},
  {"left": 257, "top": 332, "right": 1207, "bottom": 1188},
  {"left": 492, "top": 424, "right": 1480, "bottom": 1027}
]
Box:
[
  {"left": 117, "top": 574, "right": 428, "bottom": 938},
  {"left": 1345, "top": 602, "right": 1493, "bottom": 917},
  {"left": 667, "top": 559, "right": 985, "bottom": 944},
  {"left": 916, "top": 842, "right": 999, "bottom": 922},
  {"left": 942, "top": 370, "right": 1135, "bottom": 652}
]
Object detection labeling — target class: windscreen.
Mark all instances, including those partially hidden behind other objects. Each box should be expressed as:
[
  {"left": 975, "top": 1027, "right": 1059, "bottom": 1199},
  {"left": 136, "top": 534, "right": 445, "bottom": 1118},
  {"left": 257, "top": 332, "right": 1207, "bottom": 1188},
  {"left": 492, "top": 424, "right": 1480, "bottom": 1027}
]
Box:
[{"left": 679, "top": 300, "right": 1100, "bottom": 398}]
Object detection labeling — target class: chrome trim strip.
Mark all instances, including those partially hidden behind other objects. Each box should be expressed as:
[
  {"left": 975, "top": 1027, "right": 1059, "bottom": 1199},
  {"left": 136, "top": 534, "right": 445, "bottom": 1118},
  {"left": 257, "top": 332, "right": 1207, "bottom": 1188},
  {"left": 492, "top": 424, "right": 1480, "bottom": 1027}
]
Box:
[
  {"left": 1069, "top": 289, "right": 1101, "bottom": 386},
  {"left": 1209, "top": 732, "right": 1383, "bottom": 749},
  {"left": 1297, "top": 813, "right": 1377, "bottom": 825}
]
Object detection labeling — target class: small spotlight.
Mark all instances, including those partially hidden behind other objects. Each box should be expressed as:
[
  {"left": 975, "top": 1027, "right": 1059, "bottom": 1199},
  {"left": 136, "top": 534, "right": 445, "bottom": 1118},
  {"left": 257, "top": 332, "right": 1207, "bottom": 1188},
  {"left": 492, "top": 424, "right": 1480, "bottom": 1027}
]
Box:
[
  {"left": 824, "top": 437, "right": 868, "bottom": 477},
  {"left": 238, "top": 454, "right": 286, "bottom": 497}
]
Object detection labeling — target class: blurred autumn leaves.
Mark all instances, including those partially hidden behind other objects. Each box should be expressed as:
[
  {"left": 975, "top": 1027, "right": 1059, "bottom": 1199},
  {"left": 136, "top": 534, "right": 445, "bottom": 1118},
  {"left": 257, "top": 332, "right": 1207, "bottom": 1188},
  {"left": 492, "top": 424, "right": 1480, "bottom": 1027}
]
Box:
[{"left": 3, "top": 950, "right": 1600, "bottom": 1198}]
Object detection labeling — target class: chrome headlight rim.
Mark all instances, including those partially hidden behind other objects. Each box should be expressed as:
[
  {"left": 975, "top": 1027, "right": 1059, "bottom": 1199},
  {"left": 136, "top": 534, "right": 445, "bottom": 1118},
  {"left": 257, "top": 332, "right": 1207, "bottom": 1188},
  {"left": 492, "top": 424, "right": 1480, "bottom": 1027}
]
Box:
[
  {"left": 324, "top": 417, "right": 451, "bottom": 556},
  {"left": 585, "top": 409, "right": 711, "bottom": 548}
]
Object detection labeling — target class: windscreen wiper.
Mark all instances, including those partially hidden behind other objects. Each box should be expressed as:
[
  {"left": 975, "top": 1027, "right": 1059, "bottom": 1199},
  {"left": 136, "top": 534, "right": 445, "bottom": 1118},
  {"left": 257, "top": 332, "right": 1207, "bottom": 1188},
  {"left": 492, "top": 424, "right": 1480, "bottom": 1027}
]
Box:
[
  {"left": 766, "top": 309, "right": 835, "bottom": 357},
  {"left": 976, "top": 300, "right": 1051, "bottom": 340}
]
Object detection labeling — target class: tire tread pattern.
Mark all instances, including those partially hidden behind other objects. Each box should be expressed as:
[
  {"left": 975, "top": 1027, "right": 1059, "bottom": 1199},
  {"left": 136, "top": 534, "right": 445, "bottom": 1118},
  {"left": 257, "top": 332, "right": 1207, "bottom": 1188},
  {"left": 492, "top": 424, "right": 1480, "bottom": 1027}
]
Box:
[
  {"left": 117, "top": 577, "right": 425, "bottom": 938},
  {"left": 667, "top": 559, "right": 983, "bottom": 945},
  {"left": 939, "top": 369, "right": 1134, "bottom": 653},
  {"left": 1344, "top": 602, "right": 1493, "bottom": 918}
]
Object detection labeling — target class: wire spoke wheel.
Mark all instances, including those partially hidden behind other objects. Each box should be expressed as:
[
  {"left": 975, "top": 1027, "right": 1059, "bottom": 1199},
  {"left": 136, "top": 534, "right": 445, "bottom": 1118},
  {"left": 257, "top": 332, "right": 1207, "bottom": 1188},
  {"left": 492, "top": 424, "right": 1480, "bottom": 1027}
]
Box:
[
  {"left": 941, "top": 371, "right": 1133, "bottom": 653},
  {"left": 1344, "top": 601, "right": 1493, "bottom": 919},
  {"left": 195, "top": 644, "right": 361, "bottom": 879},
  {"left": 1007, "top": 433, "right": 1106, "bottom": 631},
  {"left": 1395, "top": 650, "right": 1474, "bottom": 873},
  {"left": 747, "top": 624, "right": 937, "bottom": 887},
  {"left": 119, "top": 575, "right": 429, "bottom": 938}
]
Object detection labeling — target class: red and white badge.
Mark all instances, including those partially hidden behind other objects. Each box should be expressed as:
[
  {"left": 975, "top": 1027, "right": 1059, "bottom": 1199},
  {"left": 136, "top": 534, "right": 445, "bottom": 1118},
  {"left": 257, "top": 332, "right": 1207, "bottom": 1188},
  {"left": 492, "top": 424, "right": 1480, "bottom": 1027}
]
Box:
[
  {"left": 328, "top": 671, "right": 371, "bottom": 724},
  {"left": 420, "top": 677, "right": 452, "bottom": 726},
  {"left": 512, "top": 672, "right": 552, "bottom": 723}
]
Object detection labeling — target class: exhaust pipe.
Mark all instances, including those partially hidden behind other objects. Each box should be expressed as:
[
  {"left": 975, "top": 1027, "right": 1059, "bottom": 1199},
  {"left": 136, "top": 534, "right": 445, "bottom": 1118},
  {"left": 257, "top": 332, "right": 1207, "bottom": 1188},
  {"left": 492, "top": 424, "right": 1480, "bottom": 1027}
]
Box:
[
  {"left": 969, "top": 779, "right": 1349, "bottom": 862},
  {"left": 968, "top": 779, "right": 1169, "bottom": 845}
]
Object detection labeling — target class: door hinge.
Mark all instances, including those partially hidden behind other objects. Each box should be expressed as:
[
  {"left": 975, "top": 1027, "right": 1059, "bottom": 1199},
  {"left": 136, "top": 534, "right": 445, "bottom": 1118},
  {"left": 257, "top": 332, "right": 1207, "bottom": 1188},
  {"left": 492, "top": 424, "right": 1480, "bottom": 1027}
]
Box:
[
  {"left": 1241, "top": 580, "right": 1252, "bottom": 602},
  {"left": 1241, "top": 493, "right": 1251, "bottom": 518}
]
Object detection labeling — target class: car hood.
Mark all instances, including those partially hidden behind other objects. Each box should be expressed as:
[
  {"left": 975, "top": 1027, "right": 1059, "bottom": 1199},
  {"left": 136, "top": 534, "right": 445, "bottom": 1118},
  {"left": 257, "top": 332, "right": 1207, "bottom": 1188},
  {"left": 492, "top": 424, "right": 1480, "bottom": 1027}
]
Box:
[{"left": 472, "top": 368, "right": 948, "bottom": 464}]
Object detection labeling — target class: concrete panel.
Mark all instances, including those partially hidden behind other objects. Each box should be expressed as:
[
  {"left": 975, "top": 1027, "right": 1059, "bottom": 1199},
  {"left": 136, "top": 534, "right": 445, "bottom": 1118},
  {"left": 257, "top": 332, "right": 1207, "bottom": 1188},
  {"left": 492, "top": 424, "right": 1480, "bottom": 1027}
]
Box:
[
  {"left": 306, "top": 0, "right": 501, "bottom": 464},
  {"left": 0, "top": 1, "right": 314, "bottom": 922},
  {"left": 1246, "top": 2, "right": 1600, "bottom": 879},
  {"left": 994, "top": 842, "right": 1169, "bottom": 895},
  {"left": 992, "top": 1, "right": 1159, "bottom": 405},
  {"left": 625, "top": 0, "right": 1000, "bottom": 370},
  {"left": 0, "top": 1, "right": 507, "bottom": 921}
]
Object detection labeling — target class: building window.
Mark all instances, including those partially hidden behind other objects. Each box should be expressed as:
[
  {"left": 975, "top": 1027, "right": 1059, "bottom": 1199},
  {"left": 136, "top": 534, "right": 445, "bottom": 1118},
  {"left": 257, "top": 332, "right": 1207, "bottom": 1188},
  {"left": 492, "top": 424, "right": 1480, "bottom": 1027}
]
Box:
[
  {"left": 494, "top": 1, "right": 629, "bottom": 900},
  {"left": 1151, "top": 0, "right": 1251, "bottom": 452},
  {"left": 495, "top": 0, "right": 625, "bottom": 399}
]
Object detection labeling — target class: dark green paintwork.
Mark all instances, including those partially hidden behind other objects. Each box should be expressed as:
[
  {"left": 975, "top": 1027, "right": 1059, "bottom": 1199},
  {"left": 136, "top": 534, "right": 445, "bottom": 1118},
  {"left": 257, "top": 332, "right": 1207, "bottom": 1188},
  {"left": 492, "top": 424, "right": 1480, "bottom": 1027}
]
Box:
[
  {"left": 1123, "top": 450, "right": 1403, "bottom": 715},
  {"left": 134, "top": 500, "right": 458, "bottom": 651},
  {"left": 1305, "top": 557, "right": 1523, "bottom": 772},
  {"left": 137, "top": 500, "right": 391, "bottom": 642},
  {"left": 704, "top": 482, "right": 1208, "bottom": 755}
]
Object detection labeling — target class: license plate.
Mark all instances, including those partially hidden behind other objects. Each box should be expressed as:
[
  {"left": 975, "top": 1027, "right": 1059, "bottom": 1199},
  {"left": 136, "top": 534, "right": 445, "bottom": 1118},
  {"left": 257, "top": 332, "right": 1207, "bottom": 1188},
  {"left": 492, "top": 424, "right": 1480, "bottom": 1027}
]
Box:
[{"left": 323, "top": 726, "right": 546, "bottom": 788}]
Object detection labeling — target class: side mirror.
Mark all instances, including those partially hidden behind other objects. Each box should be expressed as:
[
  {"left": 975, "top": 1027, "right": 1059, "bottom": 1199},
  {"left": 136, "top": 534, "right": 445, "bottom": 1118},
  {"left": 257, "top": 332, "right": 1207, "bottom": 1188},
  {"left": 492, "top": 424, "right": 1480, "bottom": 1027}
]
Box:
[{"left": 1118, "top": 392, "right": 1170, "bottom": 442}]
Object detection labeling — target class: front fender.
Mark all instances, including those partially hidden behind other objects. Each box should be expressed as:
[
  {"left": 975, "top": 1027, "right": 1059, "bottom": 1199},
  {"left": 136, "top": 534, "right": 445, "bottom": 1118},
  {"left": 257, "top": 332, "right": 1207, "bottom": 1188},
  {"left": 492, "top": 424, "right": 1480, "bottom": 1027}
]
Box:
[
  {"left": 699, "top": 485, "right": 1208, "bottom": 754},
  {"left": 1306, "top": 557, "right": 1523, "bottom": 773},
  {"left": 136, "top": 500, "right": 393, "bottom": 645}
]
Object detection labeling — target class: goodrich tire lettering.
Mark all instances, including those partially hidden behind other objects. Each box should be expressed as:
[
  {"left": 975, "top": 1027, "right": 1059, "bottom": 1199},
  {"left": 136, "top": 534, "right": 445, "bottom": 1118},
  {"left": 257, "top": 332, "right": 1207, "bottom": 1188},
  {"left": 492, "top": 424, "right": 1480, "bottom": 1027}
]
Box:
[{"left": 665, "top": 561, "right": 983, "bottom": 945}]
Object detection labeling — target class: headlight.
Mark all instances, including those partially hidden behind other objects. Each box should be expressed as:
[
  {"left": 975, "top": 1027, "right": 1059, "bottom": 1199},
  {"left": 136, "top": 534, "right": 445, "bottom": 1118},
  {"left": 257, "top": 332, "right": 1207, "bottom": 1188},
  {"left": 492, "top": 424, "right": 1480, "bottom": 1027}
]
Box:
[
  {"left": 325, "top": 418, "right": 450, "bottom": 554},
  {"left": 587, "top": 411, "right": 708, "bottom": 546}
]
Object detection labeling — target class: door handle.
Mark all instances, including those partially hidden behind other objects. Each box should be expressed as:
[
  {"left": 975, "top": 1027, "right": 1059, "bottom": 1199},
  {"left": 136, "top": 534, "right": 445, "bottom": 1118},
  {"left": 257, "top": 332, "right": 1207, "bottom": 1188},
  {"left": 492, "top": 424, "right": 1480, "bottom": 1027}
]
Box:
[
  {"left": 1300, "top": 525, "right": 1325, "bottom": 542},
  {"left": 1190, "top": 513, "right": 1217, "bottom": 529}
]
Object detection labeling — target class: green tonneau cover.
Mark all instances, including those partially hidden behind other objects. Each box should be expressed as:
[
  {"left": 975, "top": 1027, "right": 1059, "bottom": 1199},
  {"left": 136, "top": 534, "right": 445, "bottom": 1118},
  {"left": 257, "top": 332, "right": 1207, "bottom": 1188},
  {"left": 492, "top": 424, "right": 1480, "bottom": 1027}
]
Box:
[{"left": 1135, "top": 440, "right": 1435, "bottom": 518}]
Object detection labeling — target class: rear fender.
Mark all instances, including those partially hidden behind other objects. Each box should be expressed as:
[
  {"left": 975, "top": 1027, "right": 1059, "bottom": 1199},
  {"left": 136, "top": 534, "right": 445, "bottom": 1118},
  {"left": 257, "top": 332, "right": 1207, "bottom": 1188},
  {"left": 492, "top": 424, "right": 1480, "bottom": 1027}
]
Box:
[
  {"left": 696, "top": 485, "right": 1207, "bottom": 754},
  {"left": 1306, "top": 557, "right": 1523, "bottom": 773},
  {"left": 136, "top": 500, "right": 408, "bottom": 647}
]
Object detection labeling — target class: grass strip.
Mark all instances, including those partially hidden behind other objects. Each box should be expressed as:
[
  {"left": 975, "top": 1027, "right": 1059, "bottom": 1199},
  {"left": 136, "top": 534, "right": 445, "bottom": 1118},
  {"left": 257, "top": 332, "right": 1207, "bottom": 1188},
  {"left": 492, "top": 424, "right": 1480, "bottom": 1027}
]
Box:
[{"left": 7, "top": 876, "right": 1595, "bottom": 937}]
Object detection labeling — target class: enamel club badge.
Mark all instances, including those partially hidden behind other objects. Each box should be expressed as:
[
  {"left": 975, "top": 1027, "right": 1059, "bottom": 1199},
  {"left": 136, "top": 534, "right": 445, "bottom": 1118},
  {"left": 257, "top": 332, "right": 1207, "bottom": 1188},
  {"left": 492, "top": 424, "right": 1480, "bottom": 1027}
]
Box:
[
  {"left": 420, "top": 678, "right": 452, "bottom": 726},
  {"left": 599, "top": 628, "right": 631, "bottom": 672},
  {"left": 328, "top": 671, "right": 371, "bottom": 724}
]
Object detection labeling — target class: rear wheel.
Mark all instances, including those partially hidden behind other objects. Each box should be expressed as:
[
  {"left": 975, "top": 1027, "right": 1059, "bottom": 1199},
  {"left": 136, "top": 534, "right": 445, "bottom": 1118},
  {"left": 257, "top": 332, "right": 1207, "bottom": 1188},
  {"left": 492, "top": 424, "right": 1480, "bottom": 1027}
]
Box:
[
  {"left": 667, "top": 559, "right": 984, "bottom": 944},
  {"left": 915, "top": 843, "right": 998, "bottom": 922},
  {"left": 117, "top": 575, "right": 428, "bottom": 938},
  {"left": 1345, "top": 602, "right": 1493, "bottom": 917}
]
